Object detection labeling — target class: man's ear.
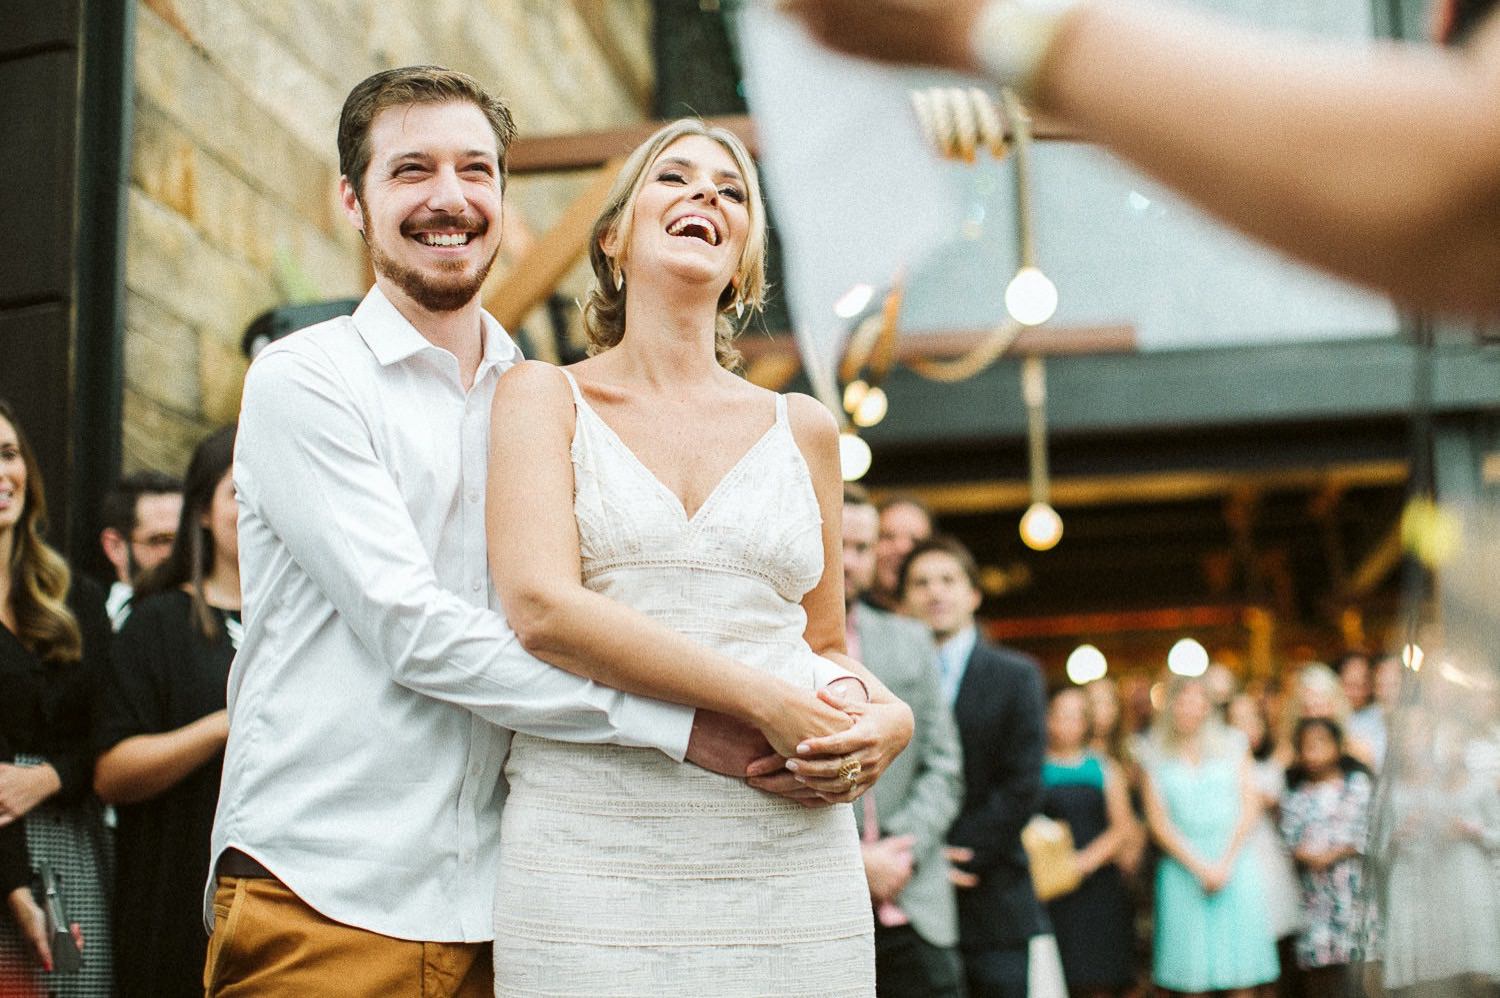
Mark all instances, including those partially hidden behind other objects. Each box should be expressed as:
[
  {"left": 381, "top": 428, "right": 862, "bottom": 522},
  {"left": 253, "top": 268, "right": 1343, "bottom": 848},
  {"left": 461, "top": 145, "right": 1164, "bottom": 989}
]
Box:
[
  {"left": 100, "top": 528, "right": 129, "bottom": 579},
  {"left": 338, "top": 176, "right": 365, "bottom": 235}
]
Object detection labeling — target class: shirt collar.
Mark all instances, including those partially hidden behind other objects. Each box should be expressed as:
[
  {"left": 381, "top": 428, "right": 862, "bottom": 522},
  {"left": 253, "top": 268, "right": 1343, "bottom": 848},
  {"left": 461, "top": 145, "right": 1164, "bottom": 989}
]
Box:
[
  {"left": 938, "top": 624, "right": 978, "bottom": 670},
  {"left": 353, "top": 284, "right": 519, "bottom": 371}
]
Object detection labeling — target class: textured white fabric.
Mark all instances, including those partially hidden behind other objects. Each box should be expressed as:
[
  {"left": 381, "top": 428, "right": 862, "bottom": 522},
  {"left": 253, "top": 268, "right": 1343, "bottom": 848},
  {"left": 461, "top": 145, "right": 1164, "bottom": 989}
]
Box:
[{"left": 493, "top": 372, "right": 875, "bottom": 996}]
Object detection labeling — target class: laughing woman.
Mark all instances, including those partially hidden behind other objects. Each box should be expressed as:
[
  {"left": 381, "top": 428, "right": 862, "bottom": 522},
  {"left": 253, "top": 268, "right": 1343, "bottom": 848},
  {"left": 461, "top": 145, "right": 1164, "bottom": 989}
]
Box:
[
  {"left": 486, "top": 119, "right": 912, "bottom": 996},
  {"left": 0, "top": 400, "right": 112, "bottom": 996}
]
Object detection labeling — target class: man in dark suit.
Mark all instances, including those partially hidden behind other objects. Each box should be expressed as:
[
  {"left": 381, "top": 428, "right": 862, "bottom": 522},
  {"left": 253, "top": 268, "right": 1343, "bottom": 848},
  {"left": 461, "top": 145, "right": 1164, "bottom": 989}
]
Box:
[
  {"left": 901, "top": 535, "right": 1047, "bottom": 998},
  {"left": 843, "top": 487, "right": 966, "bottom": 997}
]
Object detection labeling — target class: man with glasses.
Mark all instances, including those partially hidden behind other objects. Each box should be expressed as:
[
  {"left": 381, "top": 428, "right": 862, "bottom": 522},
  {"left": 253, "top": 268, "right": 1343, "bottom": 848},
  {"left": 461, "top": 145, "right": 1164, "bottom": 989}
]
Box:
[{"left": 99, "top": 471, "right": 183, "bottom": 630}]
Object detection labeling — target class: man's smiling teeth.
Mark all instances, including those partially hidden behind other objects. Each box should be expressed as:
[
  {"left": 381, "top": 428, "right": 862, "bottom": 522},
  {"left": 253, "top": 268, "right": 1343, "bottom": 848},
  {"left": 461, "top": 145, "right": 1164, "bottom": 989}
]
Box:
[
  {"left": 417, "top": 233, "right": 472, "bottom": 247},
  {"left": 667, "top": 215, "right": 719, "bottom": 245}
]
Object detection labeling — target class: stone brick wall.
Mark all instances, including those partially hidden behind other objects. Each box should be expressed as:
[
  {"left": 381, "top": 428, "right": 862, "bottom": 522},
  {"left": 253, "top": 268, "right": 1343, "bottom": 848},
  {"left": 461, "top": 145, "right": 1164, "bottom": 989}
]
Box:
[{"left": 123, "top": 0, "right": 651, "bottom": 473}]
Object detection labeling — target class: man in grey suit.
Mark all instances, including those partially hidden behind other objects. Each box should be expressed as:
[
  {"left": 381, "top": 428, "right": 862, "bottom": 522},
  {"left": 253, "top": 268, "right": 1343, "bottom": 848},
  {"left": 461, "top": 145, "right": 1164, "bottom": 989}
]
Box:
[{"left": 844, "top": 485, "right": 967, "bottom": 997}]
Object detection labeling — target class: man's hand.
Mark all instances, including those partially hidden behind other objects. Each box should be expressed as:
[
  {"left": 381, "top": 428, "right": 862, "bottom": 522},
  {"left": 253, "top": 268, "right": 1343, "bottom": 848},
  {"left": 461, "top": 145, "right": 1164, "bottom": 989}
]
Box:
[
  {"left": 943, "top": 845, "right": 979, "bottom": 888},
  {"left": 780, "top": 0, "right": 987, "bottom": 73},
  {"left": 785, "top": 692, "right": 914, "bottom": 803},
  {"left": 862, "top": 834, "right": 917, "bottom": 903},
  {"left": 684, "top": 710, "right": 774, "bottom": 778},
  {"left": 0, "top": 763, "right": 61, "bottom": 828}
]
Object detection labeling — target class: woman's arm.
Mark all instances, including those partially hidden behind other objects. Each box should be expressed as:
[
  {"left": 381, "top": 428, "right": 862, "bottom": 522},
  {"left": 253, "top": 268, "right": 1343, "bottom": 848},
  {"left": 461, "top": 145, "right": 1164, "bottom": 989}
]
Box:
[
  {"left": 777, "top": 394, "right": 914, "bottom": 802},
  {"left": 1211, "top": 751, "right": 1262, "bottom": 877},
  {"left": 93, "top": 711, "right": 228, "bottom": 806},
  {"left": 787, "top": 0, "right": 1500, "bottom": 315},
  {"left": 1141, "top": 765, "right": 1211, "bottom": 884},
  {"left": 487, "top": 363, "right": 850, "bottom": 758},
  {"left": 1074, "top": 756, "right": 1134, "bottom": 877}
]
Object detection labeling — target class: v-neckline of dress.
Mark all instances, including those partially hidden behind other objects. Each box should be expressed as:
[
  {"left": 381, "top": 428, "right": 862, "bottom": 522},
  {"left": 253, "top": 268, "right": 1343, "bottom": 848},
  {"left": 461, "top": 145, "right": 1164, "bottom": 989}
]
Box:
[{"left": 572, "top": 392, "right": 783, "bottom": 527}]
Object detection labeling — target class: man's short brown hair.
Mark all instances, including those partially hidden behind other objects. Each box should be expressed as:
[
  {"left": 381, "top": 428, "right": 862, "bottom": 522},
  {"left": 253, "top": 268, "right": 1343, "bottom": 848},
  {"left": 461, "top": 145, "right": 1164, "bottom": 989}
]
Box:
[
  {"left": 898, "top": 534, "right": 983, "bottom": 598},
  {"left": 337, "top": 66, "right": 517, "bottom": 200}
]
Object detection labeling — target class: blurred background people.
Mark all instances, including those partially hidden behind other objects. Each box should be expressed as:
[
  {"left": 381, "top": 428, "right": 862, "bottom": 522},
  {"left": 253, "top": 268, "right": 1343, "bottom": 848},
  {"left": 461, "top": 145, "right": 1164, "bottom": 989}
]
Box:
[
  {"left": 1279, "top": 718, "right": 1373, "bottom": 997},
  {"left": 843, "top": 486, "right": 966, "bottom": 998},
  {"left": 1039, "top": 687, "right": 1135, "bottom": 998},
  {"left": 1140, "top": 675, "right": 1277, "bottom": 998},
  {"left": 97, "top": 472, "right": 182, "bottom": 632},
  {"left": 902, "top": 535, "right": 1047, "bottom": 998},
  {"left": 93, "top": 427, "right": 238, "bottom": 998},
  {"left": 1226, "top": 692, "right": 1303, "bottom": 996},
  {"left": 1285, "top": 663, "right": 1373, "bottom": 767},
  {"left": 869, "top": 494, "right": 933, "bottom": 613},
  {"left": 0, "top": 400, "right": 112, "bottom": 995}
]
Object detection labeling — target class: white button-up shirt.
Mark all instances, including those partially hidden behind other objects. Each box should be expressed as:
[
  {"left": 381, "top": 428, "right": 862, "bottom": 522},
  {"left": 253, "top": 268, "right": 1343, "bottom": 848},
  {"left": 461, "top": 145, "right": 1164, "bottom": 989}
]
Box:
[{"left": 209, "top": 286, "right": 694, "bottom": 942}]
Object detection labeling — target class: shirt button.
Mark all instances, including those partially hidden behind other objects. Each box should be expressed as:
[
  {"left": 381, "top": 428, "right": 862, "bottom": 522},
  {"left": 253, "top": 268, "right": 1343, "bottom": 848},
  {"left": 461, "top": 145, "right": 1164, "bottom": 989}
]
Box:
[
  {"left": 467, "top": 490, "right": 480, "bottom": 504},
  {"left": 469, "top": 764, "right": 482, "bottom": 778},
  {"left": 460, "top": 850, "right": 474, "bottom": 864},
  {"left": 471, "top": 579, "right": 482, "bottom": 592}
]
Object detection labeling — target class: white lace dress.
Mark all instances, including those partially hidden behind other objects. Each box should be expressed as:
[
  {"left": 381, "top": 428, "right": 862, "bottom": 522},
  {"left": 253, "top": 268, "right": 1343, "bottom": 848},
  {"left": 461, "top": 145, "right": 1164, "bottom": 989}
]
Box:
[{"left": 492, "top": 372, "right": 875, "bottom": 997}]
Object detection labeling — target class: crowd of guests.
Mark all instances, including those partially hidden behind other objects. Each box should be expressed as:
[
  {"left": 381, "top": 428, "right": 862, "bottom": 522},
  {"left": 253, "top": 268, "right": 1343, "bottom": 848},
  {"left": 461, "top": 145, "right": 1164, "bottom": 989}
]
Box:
[
  {"left": 1, "top": 386, "right": 1496, "bottom": 998},
  {"left": 0, "top": 403, "right": 237, "bottom": 997}
]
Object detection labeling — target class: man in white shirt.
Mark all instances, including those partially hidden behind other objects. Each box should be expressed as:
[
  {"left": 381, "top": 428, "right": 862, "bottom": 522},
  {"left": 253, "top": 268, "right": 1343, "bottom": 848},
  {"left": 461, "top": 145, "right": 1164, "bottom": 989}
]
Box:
[
  {"left": 206, "top": 66, "right": 900, "bottom": 996},
  {"left": 98, "top": 470, "right": 181, "bottom": 630}
]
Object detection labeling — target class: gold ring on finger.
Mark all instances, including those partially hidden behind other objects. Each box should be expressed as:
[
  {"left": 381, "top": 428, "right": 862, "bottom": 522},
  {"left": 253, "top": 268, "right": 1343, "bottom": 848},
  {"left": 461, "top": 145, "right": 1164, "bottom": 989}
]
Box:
[{"left": 837, "top": 756, "right": 862, "bottom": 786}]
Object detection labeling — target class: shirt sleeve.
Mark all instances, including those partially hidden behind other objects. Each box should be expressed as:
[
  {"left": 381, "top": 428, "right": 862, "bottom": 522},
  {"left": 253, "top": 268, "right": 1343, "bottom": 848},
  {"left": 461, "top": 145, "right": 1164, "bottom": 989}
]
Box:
[
  {"left": 42, "top": 579, "right": 110, "bottom": 802},
  {"left": 94, "top": 602, "right": 169, "bottom": 753},
  {"left": 235, "top": 346, "right": 692, "bottom": 760}
]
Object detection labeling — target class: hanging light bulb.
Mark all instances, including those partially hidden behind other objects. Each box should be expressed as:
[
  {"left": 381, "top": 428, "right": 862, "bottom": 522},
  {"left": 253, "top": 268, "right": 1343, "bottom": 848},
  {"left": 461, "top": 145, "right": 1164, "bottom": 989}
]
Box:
[
  {"left": 1019, "top": 501, "right": 1062, "bottom": 551},
  {"left": 1005, "top": 266, "right": 1058, "bottom": 326},
  {"left": 852, "top": 386, "right": 888, "bottom": 428},
  {"left": 842, "top": 379, "right": 869, "bottom": 414},
  {"left": 1167, "top": 638, "right": 1210, "bottom": 678},
  {"left": 839, "top": 431, "right": 872, "bottom": 481},
  {"left": 1066, "top": 644, "right": 1107, "bottom": 685}
]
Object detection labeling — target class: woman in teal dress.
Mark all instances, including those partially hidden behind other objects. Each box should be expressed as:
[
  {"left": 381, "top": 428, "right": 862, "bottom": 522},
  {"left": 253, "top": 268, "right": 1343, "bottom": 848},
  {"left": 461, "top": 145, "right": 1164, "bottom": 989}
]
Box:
[{"left": 1140, "top": 675, "right": 1278, "bottom": 997}]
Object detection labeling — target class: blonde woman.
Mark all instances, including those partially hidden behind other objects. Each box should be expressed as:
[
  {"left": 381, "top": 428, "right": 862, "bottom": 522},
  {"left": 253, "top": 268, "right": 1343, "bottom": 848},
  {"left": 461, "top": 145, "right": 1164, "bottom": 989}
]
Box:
[
  {"left": 1139, "top": 675, "right": 1277, "bottom": 998},
  {"left": 0, "top": 400, "right": 111, "bottom": 995},
  {"left": 486, "top": 120, "right": 909, "bottom": 994}
]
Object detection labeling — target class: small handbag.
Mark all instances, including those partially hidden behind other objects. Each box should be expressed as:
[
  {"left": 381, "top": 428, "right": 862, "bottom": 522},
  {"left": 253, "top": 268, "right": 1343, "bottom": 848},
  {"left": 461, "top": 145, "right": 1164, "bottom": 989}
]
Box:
[{"left": 1021, "top": 815, "right": 1082, "bottom": 902}]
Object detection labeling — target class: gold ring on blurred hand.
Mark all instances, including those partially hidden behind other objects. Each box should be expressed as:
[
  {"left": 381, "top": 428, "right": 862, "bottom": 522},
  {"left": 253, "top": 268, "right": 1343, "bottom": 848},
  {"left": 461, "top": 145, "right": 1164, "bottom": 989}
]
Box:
[{"left": 838, "top": 756, "right": 862, "bottom": 786}]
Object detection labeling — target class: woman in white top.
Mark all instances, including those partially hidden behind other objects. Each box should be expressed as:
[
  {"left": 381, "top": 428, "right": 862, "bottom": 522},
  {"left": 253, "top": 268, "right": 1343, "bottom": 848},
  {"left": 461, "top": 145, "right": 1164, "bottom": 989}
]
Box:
[{"left": 485, "top": 119, "right": 907, "bottom": 996}]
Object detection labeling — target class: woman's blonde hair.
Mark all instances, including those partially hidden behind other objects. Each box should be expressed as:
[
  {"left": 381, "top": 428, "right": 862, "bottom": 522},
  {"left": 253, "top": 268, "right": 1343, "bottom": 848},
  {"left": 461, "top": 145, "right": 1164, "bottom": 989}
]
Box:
[
  {"left": 581, "top": 118, "right": 768, "bottom": 372},
  {"left": 1145, "top": 674, "right": 1237, "bottom": 763},
  {"left": 0, "top": 400, "right": 81, "bottom": 664}
]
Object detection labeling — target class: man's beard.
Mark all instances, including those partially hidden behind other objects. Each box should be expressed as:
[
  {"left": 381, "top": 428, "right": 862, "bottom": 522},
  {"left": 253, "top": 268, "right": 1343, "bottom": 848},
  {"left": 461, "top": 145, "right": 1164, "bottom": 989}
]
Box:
[{"left": 362, "top": 207, "right": 500, "bottom": 314}]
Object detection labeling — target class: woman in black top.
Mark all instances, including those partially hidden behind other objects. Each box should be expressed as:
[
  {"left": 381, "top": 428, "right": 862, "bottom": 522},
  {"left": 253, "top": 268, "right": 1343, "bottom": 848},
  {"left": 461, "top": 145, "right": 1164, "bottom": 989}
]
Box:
[
  {"left": 94, "top": 426, "right": 238, "bottom": 998},
  {"left": 0, "top": 400, "right": 113, "bottom": 995}
]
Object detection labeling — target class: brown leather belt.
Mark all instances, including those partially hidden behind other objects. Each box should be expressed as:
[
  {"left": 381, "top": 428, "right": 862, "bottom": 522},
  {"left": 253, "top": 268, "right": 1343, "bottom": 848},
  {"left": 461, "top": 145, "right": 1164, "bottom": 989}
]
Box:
[{"left": 218, "top": 848, "right": 277, "bottom": 880}]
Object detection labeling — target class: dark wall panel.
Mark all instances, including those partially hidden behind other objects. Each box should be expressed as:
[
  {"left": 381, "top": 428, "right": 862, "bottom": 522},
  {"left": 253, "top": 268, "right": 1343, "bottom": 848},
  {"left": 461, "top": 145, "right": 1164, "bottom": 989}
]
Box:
[
  {"left": 0, "top": 1, "right": 78, "bottom": 60},
  {"left": 0, "top": 303, "right": 74, "bottom": 545},
  {"left": 0, "top": 50, "right": 77, "bottom": 306}
]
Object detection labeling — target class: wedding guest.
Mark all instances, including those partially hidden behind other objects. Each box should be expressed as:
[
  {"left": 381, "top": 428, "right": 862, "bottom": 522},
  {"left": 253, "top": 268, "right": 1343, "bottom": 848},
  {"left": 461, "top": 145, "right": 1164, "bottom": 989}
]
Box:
[
  {"left": 870, "top": 494, "right": 932, "bottom": 612},
  {"left": 844, "top": 486, "right": 965, "bottom": 997},
  {"left": 1040, "top": 687, "right": 1135, "bottom": 997},
  {"left": 1280, "top": 718, "right": 1373, "bottom": 997},
  {"left": 902, "top": 535, "right": 1048, "bottom": 998},
  {"left": 1140, "top": 675, "right": 1277, "bottom": 998},
  {"left": 94, "top": 427, "right": 238, "bottom": 998},
  {"left": 97, "top": 471, "right": 181, "bottom": 631},
  {"left": 0, "top": 400, "right": 112, "bottom": 995},
  {"left": 1227, "top": 692, "right": 1302, "bottom": 996}
]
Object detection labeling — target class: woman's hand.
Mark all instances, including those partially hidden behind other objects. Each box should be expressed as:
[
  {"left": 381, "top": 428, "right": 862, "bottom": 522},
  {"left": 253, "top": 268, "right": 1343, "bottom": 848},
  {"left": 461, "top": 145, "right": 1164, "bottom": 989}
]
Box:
[
  {"left": 7, "top": 884, "right": 52, "bottom": 970},
  {"left": 0, "top": 763, "right": 61, "bottom": 828},
  {"left": 785, "top": 691, "right": 915, "bottom": 803},
  {"left": 751, "top": 684, "right": 855, "bottom": 762}
]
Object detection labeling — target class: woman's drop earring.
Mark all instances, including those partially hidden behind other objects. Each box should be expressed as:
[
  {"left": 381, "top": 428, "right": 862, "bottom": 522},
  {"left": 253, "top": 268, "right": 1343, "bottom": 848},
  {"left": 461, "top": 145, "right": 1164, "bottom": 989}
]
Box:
[{"left": 734, "top": 297, "right": 745, "bottom": 320}]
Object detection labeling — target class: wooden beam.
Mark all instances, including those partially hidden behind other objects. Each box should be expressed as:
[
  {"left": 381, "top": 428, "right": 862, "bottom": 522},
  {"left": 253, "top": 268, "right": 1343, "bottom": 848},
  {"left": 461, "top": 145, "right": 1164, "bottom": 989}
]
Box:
[
  {"left": 484, "top": 156, "right": 624, "bottom": 331},
  {"left": 739, "top": 324, "right": 1135, "bottom": 387},
  {"left": 886, "top": 460, "right": 1409, "bottom": 515},
  {"left": 509, "top": 113, "right": 1081, "bottom": 174},
  {"left": 984, "top": 603, "right": 1247, "bottom": 641}
]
